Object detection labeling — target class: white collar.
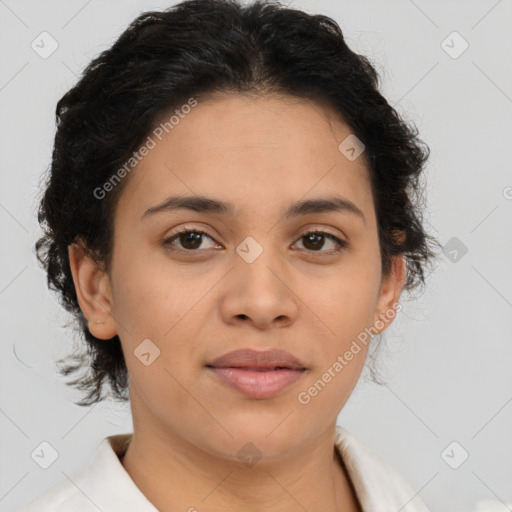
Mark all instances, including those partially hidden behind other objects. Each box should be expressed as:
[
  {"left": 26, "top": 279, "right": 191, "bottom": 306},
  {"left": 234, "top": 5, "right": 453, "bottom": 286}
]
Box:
[{"left": 335, "top": 426, "right": 430, "bottom": 511}]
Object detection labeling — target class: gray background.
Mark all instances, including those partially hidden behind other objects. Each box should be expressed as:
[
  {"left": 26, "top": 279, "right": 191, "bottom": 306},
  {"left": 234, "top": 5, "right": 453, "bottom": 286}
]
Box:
[{"left": 1, "top": 0, "right": 511, "bottom": 511}]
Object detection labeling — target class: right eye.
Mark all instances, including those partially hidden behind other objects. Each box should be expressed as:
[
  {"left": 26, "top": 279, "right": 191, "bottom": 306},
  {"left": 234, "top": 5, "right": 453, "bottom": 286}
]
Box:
[{"left": 162, "top": 228, "right": 220, "bottom": 252}]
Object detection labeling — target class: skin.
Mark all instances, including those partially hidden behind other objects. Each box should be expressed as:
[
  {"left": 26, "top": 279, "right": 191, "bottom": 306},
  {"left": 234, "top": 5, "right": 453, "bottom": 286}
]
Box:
[{"left": 69, "top": 93, "right": 406, "bottom": 512}]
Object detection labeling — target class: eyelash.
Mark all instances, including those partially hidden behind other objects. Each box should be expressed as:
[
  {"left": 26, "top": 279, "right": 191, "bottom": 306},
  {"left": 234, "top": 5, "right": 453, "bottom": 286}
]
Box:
[{"left": 162, "top": 227, "right": 347, "bottom": 256}]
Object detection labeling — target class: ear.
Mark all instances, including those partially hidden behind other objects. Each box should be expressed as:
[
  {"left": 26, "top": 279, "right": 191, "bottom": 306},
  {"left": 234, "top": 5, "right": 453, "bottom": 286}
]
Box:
[
  {"left": 68, "top": 241, "right": 117, "bottom": 340},
  {"left": 372, "top": 254, "right": 406, "bottom": 335}
]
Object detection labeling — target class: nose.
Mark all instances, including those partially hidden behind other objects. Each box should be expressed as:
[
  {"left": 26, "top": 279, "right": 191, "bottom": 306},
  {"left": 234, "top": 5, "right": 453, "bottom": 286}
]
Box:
[{"left": 219, "top": 244, "right": 299, "bottom": 330}]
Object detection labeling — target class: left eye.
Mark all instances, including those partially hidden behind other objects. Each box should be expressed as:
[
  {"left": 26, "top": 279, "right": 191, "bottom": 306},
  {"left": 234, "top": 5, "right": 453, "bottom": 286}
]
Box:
[
  {"left": 295, "top": 231, "right": 346, "bottom": 254},
  {"left": 163, "top": 229, "right": 346, "bottom": 254}
]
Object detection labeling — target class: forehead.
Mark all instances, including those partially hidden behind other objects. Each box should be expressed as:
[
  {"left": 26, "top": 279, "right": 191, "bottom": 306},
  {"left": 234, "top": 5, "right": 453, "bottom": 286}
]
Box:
[{"left": 116, "top": 93, "right": 374, "bottom": 224}]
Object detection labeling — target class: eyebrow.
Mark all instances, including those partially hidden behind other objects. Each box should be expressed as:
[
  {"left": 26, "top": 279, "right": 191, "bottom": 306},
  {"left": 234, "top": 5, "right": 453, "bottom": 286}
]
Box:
[{"left": 141, "top": 194, "right": 366, "bottom": 224}]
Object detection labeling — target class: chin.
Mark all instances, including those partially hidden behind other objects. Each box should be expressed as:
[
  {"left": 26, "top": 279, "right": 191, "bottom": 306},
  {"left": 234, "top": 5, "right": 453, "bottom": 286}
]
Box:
[{"left": 195, "top": 419, "right": 310, "bottom": 463}]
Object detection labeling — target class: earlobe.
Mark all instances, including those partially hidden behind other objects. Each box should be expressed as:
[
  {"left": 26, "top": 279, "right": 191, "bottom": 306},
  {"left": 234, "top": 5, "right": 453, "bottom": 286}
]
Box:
[
  {"left": 372, "top": 255, "right": 406, "bottom": 334},
  {"left": 68, "top": 242, "right": 117, "bottom": 340}
]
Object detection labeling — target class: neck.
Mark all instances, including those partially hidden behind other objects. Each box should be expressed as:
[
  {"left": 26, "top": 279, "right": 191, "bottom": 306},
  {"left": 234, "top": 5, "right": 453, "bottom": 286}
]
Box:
[{"left": 120, "top": 421, "right": 361, "bottom": 512}]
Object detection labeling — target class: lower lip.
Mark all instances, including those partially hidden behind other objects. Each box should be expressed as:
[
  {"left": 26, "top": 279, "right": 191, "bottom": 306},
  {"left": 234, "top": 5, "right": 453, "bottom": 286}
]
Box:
[{"left": 207, "top": 367, "right": 306, "bottom": 399}]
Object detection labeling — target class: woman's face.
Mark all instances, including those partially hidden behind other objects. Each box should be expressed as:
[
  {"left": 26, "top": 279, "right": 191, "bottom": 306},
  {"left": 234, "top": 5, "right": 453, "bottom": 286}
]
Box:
[{"left": 81, "top": 93, "right": 404, "bottom": 460}]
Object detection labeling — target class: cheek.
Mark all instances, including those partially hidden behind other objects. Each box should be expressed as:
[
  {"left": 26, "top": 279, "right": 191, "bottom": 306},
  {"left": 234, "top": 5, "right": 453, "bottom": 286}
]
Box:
[
  {"left": 293, "top": 284, "right": 377, "bottom": 424},
  {"left": 109, "top": 246, "right": 193, "bottom": 339},
  {"left": 109, "top": 254, "right": 209, "bottom": 402},
  {"left": 315, "top": 255, "right": 381, "bottom": 340},
  {"left": 110, "top": 266, "right": 204, "bottom": 418},
  {"left": 309, "top": 284, "right": 376, "bottom": 382},
  {"left": 297, "top": 252, "right": 381, "bottom": 403}
]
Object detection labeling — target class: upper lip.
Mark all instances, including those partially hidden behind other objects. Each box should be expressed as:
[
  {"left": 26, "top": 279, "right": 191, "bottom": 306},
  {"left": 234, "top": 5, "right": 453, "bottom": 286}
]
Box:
[{"left": 207, "top": 349, "right": 307, "bottom": 370}]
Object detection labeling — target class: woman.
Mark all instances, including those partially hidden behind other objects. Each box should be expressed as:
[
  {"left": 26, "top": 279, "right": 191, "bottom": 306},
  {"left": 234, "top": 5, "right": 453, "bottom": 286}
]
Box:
[{"left": 23, "top": 0, "right": 438, "bottom": 510}]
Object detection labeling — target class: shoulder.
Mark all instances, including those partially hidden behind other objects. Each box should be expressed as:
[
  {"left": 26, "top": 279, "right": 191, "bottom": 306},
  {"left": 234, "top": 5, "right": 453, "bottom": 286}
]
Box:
[
  {"left": 17, "top": 473, "right": 103, "bottom": 512},
  {"left": 18, "top": 434, "right": 156, "bottom": 512},
  {"left": 335, "top": 426, "right": 430, "bottom": 511},
  {"left": 17, "top": 436, "right": 117, "bottom": 512}
]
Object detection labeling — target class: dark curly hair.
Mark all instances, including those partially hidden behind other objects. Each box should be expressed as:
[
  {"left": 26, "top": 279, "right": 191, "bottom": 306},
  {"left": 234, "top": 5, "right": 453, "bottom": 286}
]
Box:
[{"left": 35, "top": 0, "right": 439, "bottom": 406}]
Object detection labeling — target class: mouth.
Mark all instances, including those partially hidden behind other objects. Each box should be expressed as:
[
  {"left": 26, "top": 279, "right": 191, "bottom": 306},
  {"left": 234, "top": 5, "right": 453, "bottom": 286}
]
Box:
[
  {"left": 212, "top": 366, "right": 300, "bottom": 371},
  {"left": 205, "top": 348, "right": 308, "bottom": 399}
]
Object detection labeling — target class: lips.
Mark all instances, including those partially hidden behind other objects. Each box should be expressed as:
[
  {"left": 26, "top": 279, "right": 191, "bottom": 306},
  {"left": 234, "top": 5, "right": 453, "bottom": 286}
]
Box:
[
  {"left": 206, "top": 349, "right": 307, "bottom": 399},
  {"left": 206, "top": 348, "right": 307, "bottom": 371}
]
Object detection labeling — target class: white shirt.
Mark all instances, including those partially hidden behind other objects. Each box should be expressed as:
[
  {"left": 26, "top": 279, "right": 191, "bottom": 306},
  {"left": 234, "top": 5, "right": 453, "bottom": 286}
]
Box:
[{"left": 19, "top": 426, "right": 430, "bottom": 511}]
